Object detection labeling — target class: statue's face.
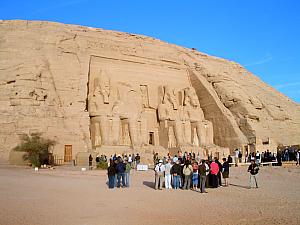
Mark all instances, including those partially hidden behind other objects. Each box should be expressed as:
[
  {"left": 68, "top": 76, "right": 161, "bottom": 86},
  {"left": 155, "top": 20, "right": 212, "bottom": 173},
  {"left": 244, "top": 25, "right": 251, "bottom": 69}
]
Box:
[
  {"left": 186, "top": 88, "right": 200, "bottom": 107},
  {"left": 165, "top": 89, "right": 178, "bottom": 109}
]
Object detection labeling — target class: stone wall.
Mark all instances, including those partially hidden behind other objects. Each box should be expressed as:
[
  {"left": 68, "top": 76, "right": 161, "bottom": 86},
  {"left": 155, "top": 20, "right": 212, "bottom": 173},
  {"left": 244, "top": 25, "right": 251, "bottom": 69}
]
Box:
[{"left": 0, "top": 20, "right": 299, "bottom": 162}]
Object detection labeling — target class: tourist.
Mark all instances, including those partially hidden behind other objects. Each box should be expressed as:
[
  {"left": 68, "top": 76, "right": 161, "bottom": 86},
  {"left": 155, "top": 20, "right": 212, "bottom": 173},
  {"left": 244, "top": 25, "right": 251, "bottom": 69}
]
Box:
[
  {"left": 153, "top": 152, "right": 159, "bottom": 165},
  {"left": 154, "top": 159, "right": 165, "bottom": 190},
  {"left": 248, "top": 159, "right": 259, "bottom": 188},
  {"left": 107, "top": 159, "right": 116, "bottom": 189},
  {"left": 128, "top": 154, "right": 133, "bottom": 166},
  {"left": 215, "top": 158, "right": 223, "bottom": 187},
  {"left": 124, "top": 159, "right": 131, "bottom": 187},
  {"left": 234, "top": 149, "right": 239, "bottom": 166},
  {"left": 198, "top": 160, "right": 209, "bottom": 193},
  {"left": 227, "top": 155, "right": 233, "bottom": 166},
  {"left": 210, "top": 159, "right": 219, "bottom": 188},
  {"left": 182, "top": 161, "right": 193, "bottom": 190},
  {"left": 116, "top": 158, "right": 126, "bottom": 188},
  {"left": 256, "top": 151, "right": 261, "bottom": 165},
  {"left": 135, "top": 153, "right": 140, "bottom": 167},
  {"left": 296, "top": 150, "right": 300, "bottom": 166},
  {"left": 171, "top": 160, "right": 182, "bottom": 190},
  {"left": 165, "top": 158, "right": 173, "bottom": 189},
  {"left": 192, "top": 161, "right": 199, "bottom": 190},
  {"left": 222, "top": 158, "right": 229, "bottom": 187},
  {"left": 173, "top": 155, "right": 178, "bottom": 163}
]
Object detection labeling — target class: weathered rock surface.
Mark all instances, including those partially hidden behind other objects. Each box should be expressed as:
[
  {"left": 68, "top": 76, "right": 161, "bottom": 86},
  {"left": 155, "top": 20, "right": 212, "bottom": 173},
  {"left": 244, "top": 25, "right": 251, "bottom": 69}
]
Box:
[{"left": 0, "top": 20, "right": 299, "bottom": 162}]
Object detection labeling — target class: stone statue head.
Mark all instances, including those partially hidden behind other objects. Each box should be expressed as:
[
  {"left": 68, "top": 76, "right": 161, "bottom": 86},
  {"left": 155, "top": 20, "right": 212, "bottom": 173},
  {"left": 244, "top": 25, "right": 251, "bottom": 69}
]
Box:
[
  {"left": 163, "top": 86, "right": 178, "bottom": 109},
  {"left": 99, "top": 70, "right": 110, "bottom": 104},
  {"left": 184, "top": 87, "right": 200, "bottom": 108}
]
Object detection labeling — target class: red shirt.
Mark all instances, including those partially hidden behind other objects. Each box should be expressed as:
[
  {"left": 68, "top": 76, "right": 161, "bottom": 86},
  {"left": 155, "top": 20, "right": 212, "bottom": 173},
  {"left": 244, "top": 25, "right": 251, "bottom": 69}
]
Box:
[{"left": 210, "top": 162, "right": 219, "bottom": 175}]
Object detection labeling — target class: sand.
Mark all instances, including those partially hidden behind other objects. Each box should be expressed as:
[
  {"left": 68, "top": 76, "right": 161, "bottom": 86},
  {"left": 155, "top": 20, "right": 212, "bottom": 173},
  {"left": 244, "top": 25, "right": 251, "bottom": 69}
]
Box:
[{"left": 0, "top": 165, "right": 299, "bottom": 225}]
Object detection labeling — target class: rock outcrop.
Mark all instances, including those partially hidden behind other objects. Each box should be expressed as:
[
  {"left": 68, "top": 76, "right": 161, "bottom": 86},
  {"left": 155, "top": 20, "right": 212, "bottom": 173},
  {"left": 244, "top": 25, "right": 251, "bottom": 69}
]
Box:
[{"left": 0, "top": 20, "right": 299, "bottom": 163}]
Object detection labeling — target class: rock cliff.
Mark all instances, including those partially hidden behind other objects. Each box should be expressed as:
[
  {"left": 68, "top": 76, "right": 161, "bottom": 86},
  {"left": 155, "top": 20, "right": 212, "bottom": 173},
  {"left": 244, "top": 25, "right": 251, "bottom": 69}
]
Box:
[{"left": 0, "top": 20, "right": 299, "bottom": 162}]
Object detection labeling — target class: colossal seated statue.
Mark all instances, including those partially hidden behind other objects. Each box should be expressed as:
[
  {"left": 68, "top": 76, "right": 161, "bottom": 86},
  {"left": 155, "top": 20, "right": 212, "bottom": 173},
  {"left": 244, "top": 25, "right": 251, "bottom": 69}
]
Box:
[
  {"left": 183, "top": 87, "right": 214, "bottom": 146},
  {"left": 158, "top": 85, "right": 184, "bottom": 147},
  {"left": 88, "top": 70, "right": 119, "bottom": 146},
  {"left": 111, "top": 83, "right": 147, "bottom": 148}
]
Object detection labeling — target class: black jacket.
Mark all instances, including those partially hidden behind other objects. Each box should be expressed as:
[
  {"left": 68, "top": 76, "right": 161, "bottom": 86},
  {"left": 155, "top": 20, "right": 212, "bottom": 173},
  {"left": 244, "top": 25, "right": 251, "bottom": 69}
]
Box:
[
  {"left": 171, "top": 164, "right": 182, "bottom": 176},
  {"left": 248, "top": 164, "right": 259, "bottom": 175},
  {"left": 107, "top": 165, "right": 116, "bottom": 176}
]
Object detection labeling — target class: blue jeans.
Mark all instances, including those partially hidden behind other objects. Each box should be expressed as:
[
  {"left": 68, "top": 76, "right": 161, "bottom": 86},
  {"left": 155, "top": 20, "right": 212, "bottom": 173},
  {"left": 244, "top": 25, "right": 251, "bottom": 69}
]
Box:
[
  {"left": 173, "top": 175, "right": 180, "bottom": 189},
  {"left": 124, "top": 172, "right": 130, "bottom": 187},
  {"left": 108, "top": 175, "right": 115, "bottom": 189},
  {"left": 117, "top": 173, "right": 125, "bottom": 187}
]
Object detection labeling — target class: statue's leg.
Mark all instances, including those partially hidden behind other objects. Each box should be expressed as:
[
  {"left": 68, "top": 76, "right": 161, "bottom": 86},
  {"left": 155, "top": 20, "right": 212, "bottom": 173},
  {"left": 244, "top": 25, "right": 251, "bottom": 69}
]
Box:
[
  {"left": 99, "top": 116, "right": 109, "bottom": 145},
  {"left": 174, "top": 120, "right": 184, "bottom": 147},
  {"left": 111, "top": 116, "right": 120, "bottom": 145},
  {"left": 128, "top": 118, "right": 138, "bottom": 148},
  {"left": 196, "top": 122, "right": 206, "bottom": 146},
  {"left": 205, "top": 121, "right": 214, "bottom": 145}
]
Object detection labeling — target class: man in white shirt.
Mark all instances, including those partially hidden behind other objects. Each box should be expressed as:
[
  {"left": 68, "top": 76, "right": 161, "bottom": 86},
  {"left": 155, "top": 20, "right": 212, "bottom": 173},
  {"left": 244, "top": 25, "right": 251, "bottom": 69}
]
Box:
[
  {"left": 164, "top": 158, "right": 173, "bottom": 189},
  {"left": 154, "top": 160, "right": 165, "bottom": 190}
]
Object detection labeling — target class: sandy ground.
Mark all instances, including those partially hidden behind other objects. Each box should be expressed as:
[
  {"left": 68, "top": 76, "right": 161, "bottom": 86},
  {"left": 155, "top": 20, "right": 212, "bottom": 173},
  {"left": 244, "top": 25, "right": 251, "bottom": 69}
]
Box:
[{"left": 0, "top": 165, "right": 299, "bottom": 225}]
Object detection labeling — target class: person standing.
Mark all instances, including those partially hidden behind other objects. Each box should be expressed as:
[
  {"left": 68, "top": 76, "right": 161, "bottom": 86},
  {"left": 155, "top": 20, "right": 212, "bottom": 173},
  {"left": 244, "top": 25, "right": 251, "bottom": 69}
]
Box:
[
  {"left": 256, "top": 151, "right": 261, "bottom": 165},
  {"left": 116, "top": 159, "right": 126, "bottom": 188},
  {"left": 165, "top": 158, "right": 173, "bottom": 189},
  {"left": 154, "top": 160, "right": 165, "bottom": 190},
  {"left": 182, "top": 161, "right": 193, "bottom": 190},
  {"left": 215, "top": 158, "right": 223, "bottom": 187},
  {"left": 199, "top": 160, "right": 209, "bottom": 193},
  {"left": 210, "top": 159, "right": 219, "bottom": 188},
  {"left": 135, "top": 153, "right": 140, "bottom": 168},
  {"left": 107, "top": 159, "right": 116, "bottom": 189},
  {"left": 192, "top": 161, "right": 199, "bottom": 190},
  {"left": 171, "top": 160, "right": 182, "bottom": 190},
  {"left": 222, "top": 158, "right": 230, "bottom": 187},
  {"left": 248, "top": 160, "right": 259, "bottom": 188},
  {"left": 235, "top": 149, "right": 239, "bottom": 166},
  {"left": 124, "top": 159, "right": 131, "bottom": 187},
  {"left": 296, "top": 150, "right": 300, "bottom": 166}
]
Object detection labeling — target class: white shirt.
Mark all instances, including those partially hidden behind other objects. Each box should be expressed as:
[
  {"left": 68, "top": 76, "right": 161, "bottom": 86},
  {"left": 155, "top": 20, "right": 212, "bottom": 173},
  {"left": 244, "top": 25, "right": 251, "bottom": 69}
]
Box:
[
  {"left": 205, "top": 163, "right": 210, "bottom": 176},
  {"left": 155, "top": 163, "right": 166, "bottom": 173},
  {"left": 128, "top": 156, "right": 132, "bottom": 163}
]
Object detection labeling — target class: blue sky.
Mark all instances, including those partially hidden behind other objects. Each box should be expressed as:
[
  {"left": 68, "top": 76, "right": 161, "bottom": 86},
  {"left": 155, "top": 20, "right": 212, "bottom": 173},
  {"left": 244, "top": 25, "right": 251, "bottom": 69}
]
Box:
[{"left": 1, "top": 0, "right": 300, "bottom": 103}]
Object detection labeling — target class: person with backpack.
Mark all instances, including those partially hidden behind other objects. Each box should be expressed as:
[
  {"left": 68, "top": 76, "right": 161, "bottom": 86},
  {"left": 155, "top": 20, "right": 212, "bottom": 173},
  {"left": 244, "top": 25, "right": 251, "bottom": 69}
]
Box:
[
  {"left": 248, "top": 159, "right": 259, "bottom": 188},
  {"left": 182, "top": 161, "right": 193, "bottom": 190},
  {"left": 154, "top": 160, "right": 165, "bottom": 190}
]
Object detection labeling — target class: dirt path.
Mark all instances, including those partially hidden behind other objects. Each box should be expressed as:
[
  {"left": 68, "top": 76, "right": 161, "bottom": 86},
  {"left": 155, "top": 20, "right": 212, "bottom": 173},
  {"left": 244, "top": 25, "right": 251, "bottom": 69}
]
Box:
[{"left": 0, "top": 165, "right": 299, "bottom": 225}]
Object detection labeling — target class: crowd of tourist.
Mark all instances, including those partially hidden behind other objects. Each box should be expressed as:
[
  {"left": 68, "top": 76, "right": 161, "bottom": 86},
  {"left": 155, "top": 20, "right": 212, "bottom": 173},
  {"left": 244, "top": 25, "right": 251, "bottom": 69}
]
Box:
[
  {"left": 153, "top": 152, "right": 231, "bottom": 192},
  {"left": 106, "top": 153, "right": 140, "bottom": 189},
  {"left": 105, "top": 147, "right": 300, "bottom": 190}
]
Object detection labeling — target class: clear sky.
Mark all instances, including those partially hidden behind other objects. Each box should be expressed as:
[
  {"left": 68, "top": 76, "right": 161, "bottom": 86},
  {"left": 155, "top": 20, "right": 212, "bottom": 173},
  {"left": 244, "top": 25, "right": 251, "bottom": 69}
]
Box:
[{"left": 1, "top": 0, "right": 300, "bottom": 103}]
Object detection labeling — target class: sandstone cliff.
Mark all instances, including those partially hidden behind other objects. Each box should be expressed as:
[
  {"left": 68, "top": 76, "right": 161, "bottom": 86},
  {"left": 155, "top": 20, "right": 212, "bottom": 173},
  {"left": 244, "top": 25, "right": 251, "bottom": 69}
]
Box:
[{"left": 0, "top": 20, "right": 299, "bottom": 162}]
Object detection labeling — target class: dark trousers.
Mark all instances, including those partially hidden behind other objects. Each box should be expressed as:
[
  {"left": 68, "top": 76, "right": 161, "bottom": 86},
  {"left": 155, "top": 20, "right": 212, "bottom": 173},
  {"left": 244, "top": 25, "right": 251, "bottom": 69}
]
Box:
[
  {"left": 199, "top": 175, "right": 207, "bottom": 193},
  {"left": 212, "top": 174, "right": 218, "bottom": 188},
  {"left": 108, "top": 175, "right": 115, "bottom": 189}
]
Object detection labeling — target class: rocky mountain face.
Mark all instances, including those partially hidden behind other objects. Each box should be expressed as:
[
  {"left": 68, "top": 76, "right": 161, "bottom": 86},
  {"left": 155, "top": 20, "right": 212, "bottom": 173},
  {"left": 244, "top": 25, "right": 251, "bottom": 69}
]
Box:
[{"left": 0, "top": 20, "right": 299, "bottom": 162}]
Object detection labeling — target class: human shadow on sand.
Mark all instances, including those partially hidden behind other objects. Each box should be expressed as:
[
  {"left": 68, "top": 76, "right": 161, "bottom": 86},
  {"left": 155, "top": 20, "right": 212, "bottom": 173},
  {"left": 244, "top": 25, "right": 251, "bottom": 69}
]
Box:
[
  {"left": 143, "top": 181, "right": 155, "bottom": 189},
  {"left": 229, "top": 183, "right": 250, "bottom": 189}
]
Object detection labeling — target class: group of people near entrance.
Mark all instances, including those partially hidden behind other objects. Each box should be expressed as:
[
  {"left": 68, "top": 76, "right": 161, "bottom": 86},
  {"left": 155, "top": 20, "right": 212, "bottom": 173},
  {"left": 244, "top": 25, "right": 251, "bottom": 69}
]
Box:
[
  {"left": 106, "top": 153, "right": 140, "bottom": 189},
  {"left": 154, "top": 155, "right": 230, "bottom": 192},
  {"left": 106, "top": 152, "right": 261, "bottom": 190}
]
